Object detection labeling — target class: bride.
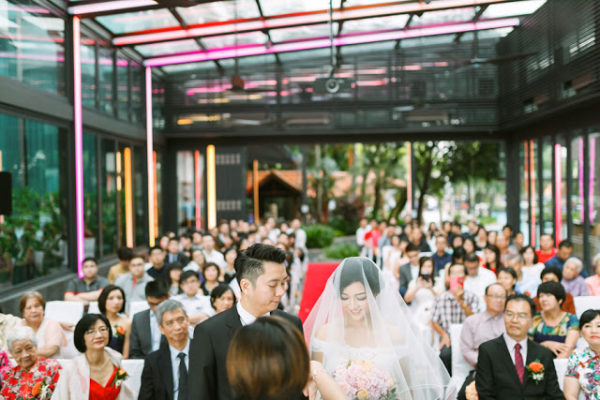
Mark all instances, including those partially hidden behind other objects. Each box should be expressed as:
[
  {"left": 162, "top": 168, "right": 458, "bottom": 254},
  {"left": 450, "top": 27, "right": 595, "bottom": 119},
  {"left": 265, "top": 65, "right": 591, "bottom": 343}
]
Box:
[{"left": 304, "top": 257, "right": 451, "bottom": 400}]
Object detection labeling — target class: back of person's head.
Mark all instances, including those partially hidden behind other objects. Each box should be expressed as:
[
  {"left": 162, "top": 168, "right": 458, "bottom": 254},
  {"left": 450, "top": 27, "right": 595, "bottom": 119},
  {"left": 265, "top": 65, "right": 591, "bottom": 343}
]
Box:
[
  {"left": 451, "top": 247, "right": 466, "bottom": 263},
  {"left": 405, "top": 243, "right": 419, "bottom": 253},
  {"left": 227, "top": 316, "right": 309, "bottom": 400},
  {"left": 537, "top": 281, "right": 566, "bottom": 305},
  {"left": 336, "top": 257, "right": 381, "bottom": 296},
  {"left": 145, "top": 280, "right": 169, "bottom": 299},
  {"left": 117, "top": 246, "right": 134, "bottom": 261},
  {"left": 558, "top": 239, "right": 573, "bottom": 249},
  {"left": 74, "top": 314, "right": 112, "bottom": 353},
  {"left": 541, "top": 266, "right": 562, "bottom": 281},
  {"left": 234, "top": 243, "right": 286, "bottom": 285},
  {"left": 464, "top": 252, "right": 479, "bottom": 264}
]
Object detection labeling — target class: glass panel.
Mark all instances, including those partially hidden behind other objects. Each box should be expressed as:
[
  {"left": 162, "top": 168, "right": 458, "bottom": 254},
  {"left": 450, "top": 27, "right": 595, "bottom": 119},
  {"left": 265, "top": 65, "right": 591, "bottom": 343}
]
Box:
[
  {"left": 81, "top": 33, "right": 96, "bottom": 108},
  {"left": 270, "top": 24, "right": 334, "bottom": 43},
  {"left": 541, "top": 137, "right": 554, "bottom": 236},
  {"left": 135, "top": 39, "right": 200, "bottom": 57},
  {"left": 177, "top": 0, "right": 260, "bottom": 25},
  {"left": 177, "top": 151, "right": 195, "bottom": 231},
  {"left": 259, "top": 0, "right": 341, "bottom": 16},
  {"left": 342, "top": 15, "right": 409, "bottom": 33},
  {"left": 237, "top": 54, "right": 276, "bottom": 68},
  {"left": 131, "top": 61, "right": 143, "bottom": 123},
  {"left": 201, "top": 31, "right": 267, "bottom": 49},
  {"left": 341, "top": 41, "right": 396, "bottom": 56},
  {"left": 96, "top": 9, "right": 178, "bottom": 34},
  {"left": 0, "top": 1, "right": 65, "bottom": 95},
  {"left": 83, "top": 133, "right": 99, "bottom": 258},
  {"left": 101, "top": 138, "right": 117, "bottom": 256},
  {"left": 155, "top": 150, "right": 163, "bottom": 237},
  {"left": 571, "top": 136, "right": 584, "bottom": 258},
  {"left": 134, "top": 145, "right": 146, "bottom": 246},
  {"left": 413, "top": 7, "right": 475, "bottom": 26},
  {"left": 117, "top": 51, "right": 129, "bottom": 121},
  {"left": 0, "top": 114, "right": 22, "bottom": 187},
  {"left": 559, "top": 139, "right": 568, "bottom": 242},
  {"left": 98, "top": 41, "right": 114, "bottom": 115},
  {"left": 161, "top": 61, "right": 217, "bottom": 74},
  {"left": 482, "top": 0, "right": 546, "bottom": 19},
  {"left": 590, "top": 133, "right": 600, "bottom": 259}
]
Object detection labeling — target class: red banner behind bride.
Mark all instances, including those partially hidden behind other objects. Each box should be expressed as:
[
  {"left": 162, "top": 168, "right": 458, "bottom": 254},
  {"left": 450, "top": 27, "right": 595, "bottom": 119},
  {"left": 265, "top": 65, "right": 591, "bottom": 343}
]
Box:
[{"left": 298, "top": 262, "right": 339, "bottom": 322}]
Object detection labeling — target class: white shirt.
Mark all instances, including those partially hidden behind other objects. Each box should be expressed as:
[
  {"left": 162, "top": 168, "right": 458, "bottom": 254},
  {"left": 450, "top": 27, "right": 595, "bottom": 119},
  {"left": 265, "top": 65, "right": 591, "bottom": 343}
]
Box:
[
  {"left": 203, "top": 249, "right": 226, "bottom": 268},
  {"left": 236, "top": 302, "right": 269, "bottom": 326},
  {"left": 410, "top": 264, "right": 419, "bottom": 281},
  {"left": 464, "top": 267, "right": 497, "bottom": 312},
  {"left": 294, "top": 228, "right": 307, "bottom": 249},
  {"left": 503, "top": 333, "right": 528, "bottom": 365},
  {"left": 169, "top": 340, "right": 190, "bottom": 398},
  {"left": 149, "top": 311, "right": 161, "bottom": 352},
  {"left": 356, "top": 227, "right": 368, "bottom": 246},
  {"left": 173, "top": 293, "right": 215, "bottom": 318}
]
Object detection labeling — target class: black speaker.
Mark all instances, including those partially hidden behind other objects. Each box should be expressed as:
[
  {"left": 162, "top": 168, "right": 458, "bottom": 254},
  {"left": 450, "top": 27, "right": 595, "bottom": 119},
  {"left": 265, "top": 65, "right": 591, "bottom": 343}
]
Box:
[{"left": 0, "top": 172, "right": 12, "bottom": 215}]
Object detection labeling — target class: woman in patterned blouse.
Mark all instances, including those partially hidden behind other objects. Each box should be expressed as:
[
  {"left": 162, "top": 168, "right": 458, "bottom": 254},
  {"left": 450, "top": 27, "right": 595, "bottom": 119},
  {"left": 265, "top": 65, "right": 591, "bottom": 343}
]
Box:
[
  {"left": 564, "top": 309, "right": 600, "bottom": 400},
  {"left": 1, "top": 326, "right": 61, "bottom": 399},
  {"left": 529, "top": 281, "right": 579, "bottom": 359}
]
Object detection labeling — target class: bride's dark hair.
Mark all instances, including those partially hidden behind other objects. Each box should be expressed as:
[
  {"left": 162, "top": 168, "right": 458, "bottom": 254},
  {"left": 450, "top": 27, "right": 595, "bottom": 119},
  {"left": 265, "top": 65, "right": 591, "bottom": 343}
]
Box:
[{"left": 337, "top": 257, "right": 381, "bottom": 296}]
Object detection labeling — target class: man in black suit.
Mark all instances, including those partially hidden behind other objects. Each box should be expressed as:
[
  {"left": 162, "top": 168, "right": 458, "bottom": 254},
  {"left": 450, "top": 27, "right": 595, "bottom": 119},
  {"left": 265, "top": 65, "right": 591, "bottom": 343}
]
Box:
[
  {"left": 139, "top": 299, "right": 191, "bottom": 400},
  {"left": 476, "top": 294, "right": 563, "bottom": 399},
  {"left": 129, "top": 280, "right": 169, "bottom": 359},
  {"left": 399, "top": 243, "right": 420, "bottom": 299},
  {"left": 187, "top": 243, "right": 303, "bottom": 400}
]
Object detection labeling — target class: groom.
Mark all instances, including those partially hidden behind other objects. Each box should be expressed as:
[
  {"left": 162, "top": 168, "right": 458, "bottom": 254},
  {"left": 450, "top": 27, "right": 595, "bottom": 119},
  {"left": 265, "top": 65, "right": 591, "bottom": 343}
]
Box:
[{"left": 187, "top": 243, "right": 303, "bottom": 400}]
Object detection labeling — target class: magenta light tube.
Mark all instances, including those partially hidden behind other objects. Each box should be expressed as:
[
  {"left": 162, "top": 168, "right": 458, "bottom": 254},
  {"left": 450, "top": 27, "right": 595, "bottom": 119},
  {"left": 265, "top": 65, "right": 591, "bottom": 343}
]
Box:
[
  {"left": 145, "top": 66, "right": 156, "bottom": 246},
  {"left": 554, "top": 144, "right": 562, "bottom": 243},
  {"left": 68, "top": 0, "right": 156, "bottom": 15},
  {"left": 73, "top": 16, "right": 85, "bottom": 278},
  {"left": 114, "top": 0, "right": 509, "bottom": 46},
  {"left": 590, "top": 137, "right": 596, "bottom": 224},
  {"left": 145, "top": 17, "right": 519, "bottom": 67},
  {"left": 579, "top": 138, "right": 584, "bottom": 224}
]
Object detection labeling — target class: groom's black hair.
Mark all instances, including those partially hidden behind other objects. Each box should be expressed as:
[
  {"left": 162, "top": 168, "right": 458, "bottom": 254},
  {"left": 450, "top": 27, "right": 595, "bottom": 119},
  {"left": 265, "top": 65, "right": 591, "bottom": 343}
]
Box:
[
  {"left": 337, "top": 257, "right": 381, "bottom": 296},
  {"left": 234, "top": 243, "right": 286, "bottom": 285}
]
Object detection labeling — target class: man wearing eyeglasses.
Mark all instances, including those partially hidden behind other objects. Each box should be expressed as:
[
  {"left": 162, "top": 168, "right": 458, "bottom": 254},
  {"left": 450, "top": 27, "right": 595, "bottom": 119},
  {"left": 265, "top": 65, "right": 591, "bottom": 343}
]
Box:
[{"left": 475, "top": 294, "right": 563, "bottom": 399}]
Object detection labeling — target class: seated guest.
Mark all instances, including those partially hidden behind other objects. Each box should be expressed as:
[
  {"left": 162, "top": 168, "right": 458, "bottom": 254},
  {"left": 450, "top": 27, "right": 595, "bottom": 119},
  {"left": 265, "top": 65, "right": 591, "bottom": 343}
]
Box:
[
  {"left": 545, "top": 239, "right": 574, "bottom": 271},
  {"left": 506, "top": 253, "right": 540, "bottom": 297},
  {"left": 64, "top": 257, "right": 109, "bottom": 304},
  {"left": 129, "top": 281, "right": 169, "bottom": 359},
  {"left": 52, "top": 314, "right": 136, "bottom": 399},
  {"left": 585, "top": 253, "right": 600, "bottom": 295},
  {"left": 534, "top": 267, "right": 576, "bottom": 314},
  {"left": 147, "top": 246, "right": 169, "bottom": 281},
  {"left": 475, "top": 294, "right": 562, "bottom": 399},
  {"left": 1, "top": 327, "right": 61, "bottom": 399},
  {"left": 19, "top": 291, "right": 66, "bottom": 358},
  {"left": 399, "top": 243, "right": 420, "bottom": 298},
  {"left": 405, "top": 256, "right": 442, "bottom": 343},
  {"left": 497, "top": 267, "right": 517, "bottom": 297},
  {"left": 165, "top": 237, "right": 189, "bottom": 267},
  {"left": 98, "top": 285, "right": 131, "bottom": 358},
  {"left": 200, "top": 262, "right": 221, "bottom": 295},
  {"left": 431, "top": 263, "right": 480, "bottom": 375},
  {"left": 139, "top": 300, "right": 191, "bottom": 400},
  {"left": 227, "top": 316, "right": 346, "bottom": 400},
  {"left": 561, "top": 257, "right": 589, "bottom": 297},
  {"left": 183, "top": 248, "right": 205, "bottom": 275},
  {"left": 463, "top": 252, "right": 497, "bottom": 310},
  {"left": 210, "top": 284, "right": 236, "bottom": 315},
  {"left": 530, "top": 281, "right": 579, "bottom": 358},
  {"left": 221, "top": 247, "right": 238, "bottom": 284},
  {"left": 115, "top": 254, "right": 154, "bottom": 303},
  {"left": 107, "top": 246, "right": 133, "bottom": 284},
  {"left": 482, "top": 244, "right": 502, "bottom": 275},
  {"left": 166, "top": 262, "right": 183, "bottom": 297},
  {"left": 432, "top": 235, "right": 451, "bottom": 274},
  {"left": 458, "top": 283, "right": 506, "bottom": 400},
  {"left": 203, "top": 235, "right": 226, "bottom": 268},
  {"left": 173, "top": 270, "right": 214, "bottom": 326},
  {"left": 564, "top": 309, "right": 600, "bottom": 400},
  {"left": 536, "top": 234, "right": 557, "bottom": 264},
  {"left": 521, "top": 245, "right": 545, "bottom": 278}
]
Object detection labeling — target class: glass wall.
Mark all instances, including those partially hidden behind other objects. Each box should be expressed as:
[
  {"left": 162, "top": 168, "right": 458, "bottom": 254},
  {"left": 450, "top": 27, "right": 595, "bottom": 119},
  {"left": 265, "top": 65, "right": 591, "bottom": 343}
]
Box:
[
  {"left": 134, "top": 145, "right": 146, "bottom": 246},
  {"left": 0, "top": 112, "right": 69, "bottom": 287},
  {"left": 176, "top": 151, "right": 196, "bottom": 232},
  {"left": 98, "top": 41, "right": 114, "bottom": 115},
  {"left": 83, "top": 133, "right": 99, "bottom": 258},
  {"left": 101, "top": 139, "right": 117, "bottom": 256},
  {"left": 590, "top": 132, "right": 600, "bottom": 259}
]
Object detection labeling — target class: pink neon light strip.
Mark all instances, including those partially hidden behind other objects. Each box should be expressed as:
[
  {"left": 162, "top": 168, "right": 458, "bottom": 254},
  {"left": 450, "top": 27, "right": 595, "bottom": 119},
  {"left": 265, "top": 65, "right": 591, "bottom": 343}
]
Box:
[
  {"left": 590, "top": 138, "right": 596, "bottom": 224},
  {"left": 145, "top": 17, "right": 519, "bottom": 67},
  {"left": 579, "top": 138, "right": 584, "bottom": 224},
  {"left": 530, "top": 140, "right": 536, "bottom": 247},
  {"left": 115, "top": 0, "right": 510, "bottom": 46},
  {"left": 554, "top": 144, "right": 562, "bottom": 243},
  {"left": 68, "top": 0, "right": 157, "bottom": 16},
  {"left": 73, "top": 16, "right": 85, "bottom": 278},
  {"left": 145, "top": 66, "right": 155, "bottom": 246},
  {"left": 195, "top": 150, "right": 202, "bottom": 231}
]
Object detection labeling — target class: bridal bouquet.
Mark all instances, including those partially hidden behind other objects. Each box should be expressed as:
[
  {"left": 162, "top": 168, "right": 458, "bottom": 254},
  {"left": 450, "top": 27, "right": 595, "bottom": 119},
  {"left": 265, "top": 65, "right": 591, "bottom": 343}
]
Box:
[{"left": 333, "top": 359, "right": 396, "bottom": 400}]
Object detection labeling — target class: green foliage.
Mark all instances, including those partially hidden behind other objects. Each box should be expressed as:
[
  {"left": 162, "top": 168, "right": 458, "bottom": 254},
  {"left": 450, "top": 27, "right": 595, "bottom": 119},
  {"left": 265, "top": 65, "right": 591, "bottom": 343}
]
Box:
[
  {"left": 324, "top": 243, "right": 360, "bottom": 259},
  {"left": 305, "top": 224, "right": 336, "bottom": 249},
  {"left": 328, "top": 197, "right": 364, "bottom": 235},
  {"left": 328, "top": 217, "right": 357, "bottom": 236}
]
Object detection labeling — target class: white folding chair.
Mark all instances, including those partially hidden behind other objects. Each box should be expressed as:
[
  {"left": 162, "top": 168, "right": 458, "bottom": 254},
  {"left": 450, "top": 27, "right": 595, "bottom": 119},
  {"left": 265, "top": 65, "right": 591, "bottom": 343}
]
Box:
[
  {"left": 554, "top": 358, "right": 568, "bottom": 391},
  {"left": 573, "top": 296, "right": 600, "bottom": 318},
  {"left": 129, "top": 301, "right": 150, "bottom": 317},
  {"left": 45, "top": 301, "right": 84, "bottom": 325},
  {"left": 87, "top": 302, "right": 100, "bottom": 314},
  {"left": 122, "top": 359, "right": 144, "bottom": 396}
]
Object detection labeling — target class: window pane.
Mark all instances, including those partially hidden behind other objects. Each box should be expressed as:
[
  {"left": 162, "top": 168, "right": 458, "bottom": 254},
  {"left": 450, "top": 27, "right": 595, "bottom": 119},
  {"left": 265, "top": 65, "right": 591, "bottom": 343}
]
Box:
[
  {"left": 98, "top": 42, "right": 114, "bottom": 115},
  {"left": 131, "top": 62, "right": 143, "bottom": 123},
  {"left": 101, "top": 138, "right": 117, "bottom": 256},
  {"left": 134, "top": 145, "right": 147, "bottom": 246},
  {"left": 117, "top": 52, "right": 129, "bottom": 121},
  {"left": 83, "top": 133, "right": 99, "bottom": 258},
  {"left": 81, "top": 33, "right": 96, "bottom": 108}
]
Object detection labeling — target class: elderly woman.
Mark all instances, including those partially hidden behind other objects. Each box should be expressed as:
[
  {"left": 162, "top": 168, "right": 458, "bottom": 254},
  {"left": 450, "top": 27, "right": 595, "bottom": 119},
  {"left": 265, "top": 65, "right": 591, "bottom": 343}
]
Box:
[
  {"left": 564, "top": 309, "right": 600, "bottom": 400},
  {"left": 1, "top": 326, "right": 61, "bottom": 399},
  {"left": 585, "top": 253, "right": 600, "bottom": 295},
  {"left": 561, "top": 257, "right": 590, "bottom": 297},
  {"left": 530, "top": 281, "right": 579, "bottom": 359},
  {"left": 20, "top": 291, "right": 67, "bottom": 358},
  {"left": 51, "top": 314, "right": 135, "bottom": 400}
]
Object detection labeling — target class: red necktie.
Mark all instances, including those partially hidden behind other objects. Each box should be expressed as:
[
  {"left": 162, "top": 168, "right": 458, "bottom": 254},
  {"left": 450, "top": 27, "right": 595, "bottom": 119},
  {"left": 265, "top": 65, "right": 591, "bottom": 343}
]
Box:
[{"left": 514, "top": 343, "right": 524, "bottom": 383}]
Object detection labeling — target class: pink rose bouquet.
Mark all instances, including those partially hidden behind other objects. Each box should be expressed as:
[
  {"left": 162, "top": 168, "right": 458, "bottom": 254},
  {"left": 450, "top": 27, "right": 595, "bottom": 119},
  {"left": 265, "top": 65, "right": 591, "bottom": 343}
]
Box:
[{"left": 333, "top": 359, "right": 396, "bottom": 400}]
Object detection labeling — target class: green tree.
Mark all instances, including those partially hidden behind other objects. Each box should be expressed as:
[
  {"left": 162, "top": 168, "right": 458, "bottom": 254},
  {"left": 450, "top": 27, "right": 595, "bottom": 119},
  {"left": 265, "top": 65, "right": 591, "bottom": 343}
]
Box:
[{"left": 413, "top": 142, "right": 450, "bottom": 224}]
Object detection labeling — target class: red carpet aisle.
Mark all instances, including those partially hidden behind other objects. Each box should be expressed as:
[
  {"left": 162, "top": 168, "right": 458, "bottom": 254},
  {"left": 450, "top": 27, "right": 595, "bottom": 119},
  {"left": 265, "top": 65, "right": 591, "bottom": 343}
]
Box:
[{"left": 298, "top": 262, "right": 339, "bottom": 322}]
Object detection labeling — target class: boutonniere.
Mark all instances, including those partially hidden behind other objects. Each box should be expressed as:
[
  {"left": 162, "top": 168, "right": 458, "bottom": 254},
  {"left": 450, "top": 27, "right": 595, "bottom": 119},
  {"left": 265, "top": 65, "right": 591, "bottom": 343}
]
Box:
[
  {"left": 111, "top": 368, "right": 129, "bottom": 387},
  {"left": 114, "top": 325, "right": 125, "bottom": 339},
  {"left": 526, "top": 360, "right": 545, "bottom": 384},
  {"left": 31, "top": 381, "right": 51, "bottom": 399}
]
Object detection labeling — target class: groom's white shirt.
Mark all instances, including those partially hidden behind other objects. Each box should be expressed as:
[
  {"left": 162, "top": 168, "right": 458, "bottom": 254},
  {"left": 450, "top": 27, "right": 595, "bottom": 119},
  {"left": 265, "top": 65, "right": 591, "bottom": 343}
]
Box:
[{"left": 236, "top": 302, "right": 270, "bottom": 326}]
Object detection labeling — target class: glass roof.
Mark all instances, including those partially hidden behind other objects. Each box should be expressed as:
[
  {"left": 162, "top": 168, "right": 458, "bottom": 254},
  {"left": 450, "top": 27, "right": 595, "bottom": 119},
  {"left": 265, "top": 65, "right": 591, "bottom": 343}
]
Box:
[
  {"left": 136, "top": 39, "right": 201, "bottom": 57},
  {"left": 96, "top": 9, "right": 178, "bottom": 34},
  {"left": 176, "top": 0, "right": 260, "bottom": 25},
  {"left": 201, "top": 31, "right": 268, "bottom": 49},
  {"left": 342, "top": 15, "right": 410, "bottom": 34},
  {"left": 482, "top": 0, "right": 546, "bottom": 19},
  {"left": 258, "top": 0, "right": 342, "bottom": 17},
  {"left": 270, "top": 24, "right": 337, "bottom": 43}
]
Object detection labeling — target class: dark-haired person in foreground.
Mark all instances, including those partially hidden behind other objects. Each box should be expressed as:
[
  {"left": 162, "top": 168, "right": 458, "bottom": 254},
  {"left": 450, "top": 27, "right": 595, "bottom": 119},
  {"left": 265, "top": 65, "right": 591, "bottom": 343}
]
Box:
[
  {"left": 475, "top": 294, "right": 563, "bottom": 399},
  {"left": 187, "top": 243, "right": 303, "bottom": 400}
]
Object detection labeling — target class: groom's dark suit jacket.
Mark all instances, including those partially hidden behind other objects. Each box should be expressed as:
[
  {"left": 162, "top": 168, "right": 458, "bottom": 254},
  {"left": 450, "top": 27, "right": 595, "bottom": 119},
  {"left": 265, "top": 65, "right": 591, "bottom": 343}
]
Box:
[
  {"left": 475, "top": 335, "right": 563, "bottom": 400},
  {"left": 187, "top": 305, "right": 303, "bottom": 400}
]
